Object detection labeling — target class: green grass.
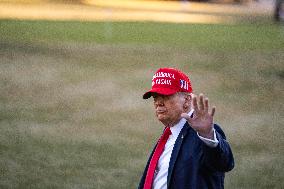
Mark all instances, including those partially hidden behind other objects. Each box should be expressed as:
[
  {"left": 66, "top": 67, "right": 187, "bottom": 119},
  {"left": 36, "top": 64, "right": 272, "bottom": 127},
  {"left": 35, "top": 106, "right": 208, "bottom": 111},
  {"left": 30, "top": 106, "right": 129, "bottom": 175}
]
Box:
[
  {"left": 0, "top": 19, "right": 284, "bottom": 189},
  {"left": 1, "top": 20, "right": 284, "bottom": 50}
]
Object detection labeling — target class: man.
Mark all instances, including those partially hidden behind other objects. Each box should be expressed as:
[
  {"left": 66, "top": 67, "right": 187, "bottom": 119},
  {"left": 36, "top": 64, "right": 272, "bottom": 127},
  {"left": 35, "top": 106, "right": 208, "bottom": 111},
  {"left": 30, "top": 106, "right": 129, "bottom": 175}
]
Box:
[{"left": 138, "top": 68, "right": 234, "bottom": 189}]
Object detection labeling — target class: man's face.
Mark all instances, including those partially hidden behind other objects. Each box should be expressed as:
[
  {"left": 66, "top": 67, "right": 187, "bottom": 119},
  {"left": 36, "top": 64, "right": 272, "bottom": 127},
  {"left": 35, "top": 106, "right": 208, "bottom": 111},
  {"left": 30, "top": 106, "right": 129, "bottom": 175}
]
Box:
[{"left": 153, "top": 93, "right": 188, "bottom": 127}]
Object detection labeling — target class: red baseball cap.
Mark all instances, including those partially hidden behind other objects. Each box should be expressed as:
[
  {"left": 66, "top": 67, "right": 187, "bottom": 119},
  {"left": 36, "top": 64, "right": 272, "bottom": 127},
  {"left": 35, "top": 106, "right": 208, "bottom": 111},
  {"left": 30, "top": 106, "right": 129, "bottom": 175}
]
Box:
[{"left": 143, "top": 68, "right": 193, "bottom": 99}]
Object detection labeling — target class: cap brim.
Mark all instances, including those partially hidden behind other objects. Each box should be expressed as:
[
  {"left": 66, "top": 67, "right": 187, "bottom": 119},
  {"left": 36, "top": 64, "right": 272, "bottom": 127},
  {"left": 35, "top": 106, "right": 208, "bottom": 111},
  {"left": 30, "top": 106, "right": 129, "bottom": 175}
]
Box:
[{"left": 142, "top": 88, "right": 177, "bottom": 99}]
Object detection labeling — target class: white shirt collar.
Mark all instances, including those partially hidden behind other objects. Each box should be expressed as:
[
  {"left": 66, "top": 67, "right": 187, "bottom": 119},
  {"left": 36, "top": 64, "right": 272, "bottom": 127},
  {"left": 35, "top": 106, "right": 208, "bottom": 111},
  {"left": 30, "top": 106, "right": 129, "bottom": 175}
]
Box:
[{"left": 169, "top": 109, "right": 194, "bottom": 138}]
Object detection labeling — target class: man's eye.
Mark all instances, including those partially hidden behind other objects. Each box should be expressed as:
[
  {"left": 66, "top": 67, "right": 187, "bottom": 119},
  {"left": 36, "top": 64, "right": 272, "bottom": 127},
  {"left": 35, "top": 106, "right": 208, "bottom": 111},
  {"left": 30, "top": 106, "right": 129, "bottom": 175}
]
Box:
[{"left": 164, "top": 96, "right": 169, "bottom": 100}]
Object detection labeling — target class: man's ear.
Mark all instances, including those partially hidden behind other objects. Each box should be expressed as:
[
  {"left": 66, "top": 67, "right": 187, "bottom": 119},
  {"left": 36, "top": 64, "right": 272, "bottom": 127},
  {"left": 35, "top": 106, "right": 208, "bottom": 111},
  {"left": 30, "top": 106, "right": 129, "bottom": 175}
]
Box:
[{"left": 183, "top": 93, "right": 191, "bottom": 111}]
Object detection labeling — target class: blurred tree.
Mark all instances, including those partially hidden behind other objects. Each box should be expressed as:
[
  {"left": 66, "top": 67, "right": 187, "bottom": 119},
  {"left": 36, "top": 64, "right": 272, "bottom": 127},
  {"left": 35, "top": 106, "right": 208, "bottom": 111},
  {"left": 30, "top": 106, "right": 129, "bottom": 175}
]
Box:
[{"left": 274, "top": 0, "right": 284, "bottom": 22}]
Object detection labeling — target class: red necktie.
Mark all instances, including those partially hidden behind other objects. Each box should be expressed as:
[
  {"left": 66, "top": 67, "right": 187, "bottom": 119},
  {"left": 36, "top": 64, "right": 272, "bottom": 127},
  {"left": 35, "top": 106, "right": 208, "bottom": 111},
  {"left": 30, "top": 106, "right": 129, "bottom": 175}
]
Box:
[{"left": 144, "top": 127, "right": 172, "bottom": 189}]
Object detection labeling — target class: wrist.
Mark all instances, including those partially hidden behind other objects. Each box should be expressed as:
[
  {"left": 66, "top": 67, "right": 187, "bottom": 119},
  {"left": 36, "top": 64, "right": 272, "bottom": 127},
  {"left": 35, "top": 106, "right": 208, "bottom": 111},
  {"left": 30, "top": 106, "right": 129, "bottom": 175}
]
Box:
[{"left": 199, "top": 128, "right": 214, "bottom": 140}]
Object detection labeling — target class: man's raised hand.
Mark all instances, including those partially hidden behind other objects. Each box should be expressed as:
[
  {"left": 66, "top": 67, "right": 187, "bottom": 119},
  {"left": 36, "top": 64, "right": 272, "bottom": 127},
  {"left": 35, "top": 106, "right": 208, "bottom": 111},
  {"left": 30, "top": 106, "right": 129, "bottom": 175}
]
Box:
[{"left": 181, "top": 94, "right": 215, "bottom": 139}]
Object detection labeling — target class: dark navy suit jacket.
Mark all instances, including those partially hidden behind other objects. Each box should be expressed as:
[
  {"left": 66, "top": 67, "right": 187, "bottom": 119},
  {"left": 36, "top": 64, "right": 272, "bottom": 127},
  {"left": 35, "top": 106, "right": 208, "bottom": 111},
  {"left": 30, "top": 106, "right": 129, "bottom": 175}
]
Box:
[{"left": 138, "top": 122, "right": 234, "bottom": 189}]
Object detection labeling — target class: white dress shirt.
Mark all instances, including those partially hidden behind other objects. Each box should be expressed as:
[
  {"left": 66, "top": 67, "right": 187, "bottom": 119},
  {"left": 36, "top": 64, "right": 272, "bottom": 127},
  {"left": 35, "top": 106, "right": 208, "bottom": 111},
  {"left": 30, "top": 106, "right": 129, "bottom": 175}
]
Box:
[{"left": 152, "top": 109, "right": 219, "bottom": 189}]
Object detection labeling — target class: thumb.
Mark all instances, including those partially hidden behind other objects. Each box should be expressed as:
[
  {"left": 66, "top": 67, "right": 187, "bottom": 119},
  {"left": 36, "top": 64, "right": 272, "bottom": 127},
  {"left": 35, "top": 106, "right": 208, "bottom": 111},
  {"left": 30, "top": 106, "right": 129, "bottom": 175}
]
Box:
[{"left": 181, "top": 113, "right": 192, "bottom": 123}]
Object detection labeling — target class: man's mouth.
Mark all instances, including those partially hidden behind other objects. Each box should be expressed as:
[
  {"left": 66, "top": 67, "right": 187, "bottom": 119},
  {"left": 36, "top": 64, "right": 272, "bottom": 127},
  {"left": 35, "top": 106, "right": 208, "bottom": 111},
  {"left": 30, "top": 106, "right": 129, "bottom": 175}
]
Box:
[{"left": 156, "top": 110, "right": 166, "bottom": 114}]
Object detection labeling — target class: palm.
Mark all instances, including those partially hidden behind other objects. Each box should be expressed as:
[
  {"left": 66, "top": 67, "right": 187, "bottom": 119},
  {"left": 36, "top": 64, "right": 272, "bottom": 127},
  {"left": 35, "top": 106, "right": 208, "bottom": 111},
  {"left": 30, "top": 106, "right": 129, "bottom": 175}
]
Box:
[{"left": 192, "top": 111, "right": 212, "bottom": 131}]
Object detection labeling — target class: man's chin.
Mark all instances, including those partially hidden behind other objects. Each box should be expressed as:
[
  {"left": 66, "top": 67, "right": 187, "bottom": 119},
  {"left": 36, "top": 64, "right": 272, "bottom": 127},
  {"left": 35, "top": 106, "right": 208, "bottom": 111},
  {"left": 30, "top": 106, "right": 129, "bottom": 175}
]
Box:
[{"left": 157, "top": 115, "right": 168, "bottom": 123}]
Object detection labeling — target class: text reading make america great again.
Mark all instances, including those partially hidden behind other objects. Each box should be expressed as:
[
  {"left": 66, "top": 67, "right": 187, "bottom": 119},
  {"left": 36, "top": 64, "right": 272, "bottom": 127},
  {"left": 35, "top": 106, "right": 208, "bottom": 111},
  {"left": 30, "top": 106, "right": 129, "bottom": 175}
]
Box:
[{"left": 152, "top": 71, "right": 175, "bottom": 86}]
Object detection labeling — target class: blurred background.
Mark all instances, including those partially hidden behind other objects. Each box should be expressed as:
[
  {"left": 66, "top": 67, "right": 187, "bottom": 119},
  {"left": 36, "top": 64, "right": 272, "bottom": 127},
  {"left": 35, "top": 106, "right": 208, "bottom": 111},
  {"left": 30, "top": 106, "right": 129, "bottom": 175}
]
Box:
[{"left": 0, "top": 0, "right": 283, "bottom": 188}]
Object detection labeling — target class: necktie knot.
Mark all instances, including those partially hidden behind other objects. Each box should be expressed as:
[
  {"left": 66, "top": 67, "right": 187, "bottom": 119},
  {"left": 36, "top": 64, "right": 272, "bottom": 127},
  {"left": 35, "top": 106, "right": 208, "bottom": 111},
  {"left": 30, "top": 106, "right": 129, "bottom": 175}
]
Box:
[{"left": 162, "top": 127, "right": 172, "bottom": 141}]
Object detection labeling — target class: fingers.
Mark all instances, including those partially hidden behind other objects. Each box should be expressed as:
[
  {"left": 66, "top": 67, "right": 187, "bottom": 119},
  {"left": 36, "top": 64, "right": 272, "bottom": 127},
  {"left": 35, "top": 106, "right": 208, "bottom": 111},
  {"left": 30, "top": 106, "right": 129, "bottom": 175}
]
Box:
[
  {"left": 211, "top": 106, "right": 216, "bottom": 117},
  {"left": 199, "top": 94, "right": 204, "bottom": 111},
  {"left": 193, "top": 93, "right": 215, "bottom": 116},
  {"left": 193, "top": 93, "right": 205, "bottom": 112},
  {"left": 204, "top": 97, "right": 209, "bottom": 113}
]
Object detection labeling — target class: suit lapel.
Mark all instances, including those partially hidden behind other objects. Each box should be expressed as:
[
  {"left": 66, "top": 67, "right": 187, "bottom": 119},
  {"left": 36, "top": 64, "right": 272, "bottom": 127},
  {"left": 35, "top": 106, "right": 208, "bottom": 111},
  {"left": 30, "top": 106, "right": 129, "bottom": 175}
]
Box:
[{"left": 167, "top": 122, "right": 192, "bottom": 187}]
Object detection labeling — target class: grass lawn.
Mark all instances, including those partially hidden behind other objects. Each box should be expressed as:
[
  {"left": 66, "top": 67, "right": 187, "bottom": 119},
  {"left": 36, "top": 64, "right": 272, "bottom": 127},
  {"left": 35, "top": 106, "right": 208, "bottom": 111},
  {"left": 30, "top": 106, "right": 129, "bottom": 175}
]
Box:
[{"left": 0, "top": 19, "right": 284, "bottom": 189}]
